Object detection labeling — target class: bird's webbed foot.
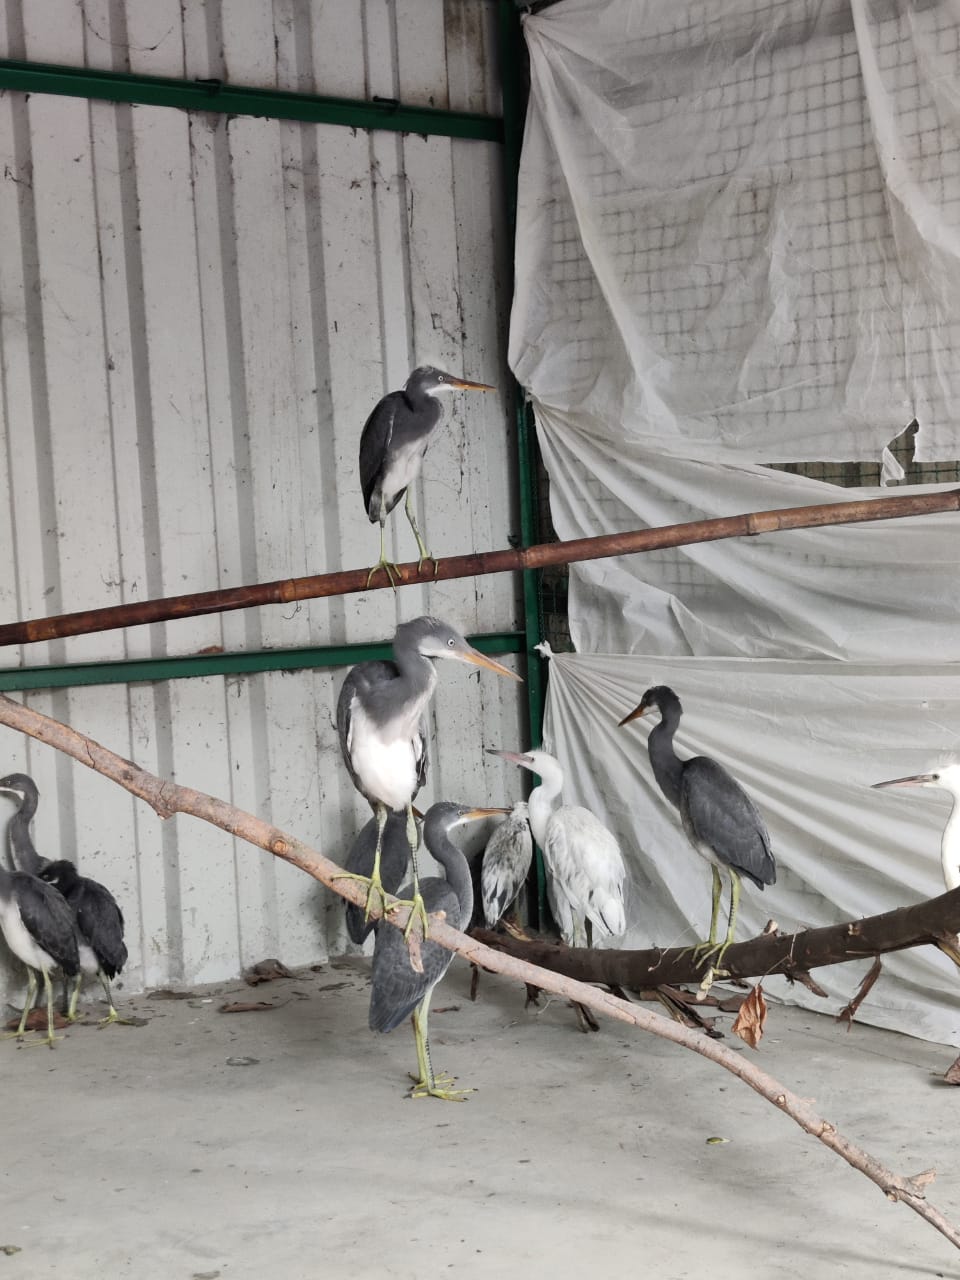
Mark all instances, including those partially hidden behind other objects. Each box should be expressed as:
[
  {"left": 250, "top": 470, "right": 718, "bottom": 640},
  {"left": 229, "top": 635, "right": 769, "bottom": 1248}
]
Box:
[
  {"left": 366, "top": 557, "right": 400, "bottom": 590},
  {"left": 332, "top": 868, "right": 398, "bottom": 924},
  {"left": 402, "top": 891, "right": 430, "bottom": 943},
  {"left": 408, "top": 1074, "right": 473, "bottom": 1102}
]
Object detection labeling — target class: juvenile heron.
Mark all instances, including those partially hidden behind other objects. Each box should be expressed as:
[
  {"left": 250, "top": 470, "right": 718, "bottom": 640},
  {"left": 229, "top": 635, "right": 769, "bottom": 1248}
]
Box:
[
  {"left": 480, "top": 801, "right": 533, "bottom": 927},
  {"left": 343, "top": 811, "right": 412, "bottom": 946},
  {"left": 336, "top": 616, "right": 520, "bottom": 938},
  {"left": 369, "top": 801, "right": 507, "bottom": 1100},
  {"left": 872, "top": 764, "right": 960, "bottom": 967},
  {"left": 360, "top": 365, "right": 495, "bottom": 585},
  {"left": 38, "top": 861, "right": 129, "bottom": 1026},
  {"left": 0, "top": 858, "right": 79, "bottom": 1048},
  {"left": 619, "top": 685, "right": 775, "bottom": 969},
  {"left": 0, "top": 773, "right": 129, "bottom": 1025},
  {"left": 488, "top": 750, "right": 626, "bottom": 945}
]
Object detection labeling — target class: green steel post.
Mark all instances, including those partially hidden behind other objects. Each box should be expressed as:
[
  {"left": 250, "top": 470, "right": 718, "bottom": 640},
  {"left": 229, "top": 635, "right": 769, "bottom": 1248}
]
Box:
[{"left": 499, "top": 0, "right": 549, "bottom": 925}]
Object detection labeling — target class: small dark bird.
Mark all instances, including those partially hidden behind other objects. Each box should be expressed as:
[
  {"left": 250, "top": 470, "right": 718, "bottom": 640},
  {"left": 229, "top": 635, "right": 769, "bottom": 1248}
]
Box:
[
  {"left": 343, "top": 812, "right": 412, "bottom": 946},
  {"left": 0, "top": 772, "right": 129, "bottom": 1025},
  {"left": 619, "top": 685, "right": 775, "bottom": 968},
  {"left": 480, "top": 801, "right": 533, "bottom": 927},
  {"left": 336, "top": 616, "right": 521, "bottom": 939},
  {"left": 369, "top": 801, "right": 506, "bottom": 1100},
  {"left": 360, "top": 365, "right": 495, "bottom": 585},
  {"left": 38, "top": 860, "right": 129, "bottom": 1025}
]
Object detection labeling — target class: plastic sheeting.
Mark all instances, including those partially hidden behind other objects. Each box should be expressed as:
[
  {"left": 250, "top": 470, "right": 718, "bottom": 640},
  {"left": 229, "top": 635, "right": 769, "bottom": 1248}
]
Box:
[
  {"left": 541, "top": 649, "right": 960, "bottom": 1046},
  {"left": 510, "top": 1, "right": 960, "bottom": 1042}
]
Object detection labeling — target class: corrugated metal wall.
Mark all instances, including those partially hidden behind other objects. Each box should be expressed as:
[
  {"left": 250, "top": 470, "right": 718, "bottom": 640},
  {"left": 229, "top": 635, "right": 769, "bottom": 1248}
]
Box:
[{"left": 0, "top": 0, "right": 524, "bottom": 998}]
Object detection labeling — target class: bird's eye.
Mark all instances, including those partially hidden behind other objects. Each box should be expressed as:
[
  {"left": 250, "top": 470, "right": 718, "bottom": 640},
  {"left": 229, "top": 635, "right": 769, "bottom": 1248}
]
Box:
[
  {"left": 447, "top": 637, "right": 455, "bottom": 648},
  {"left": 437, "top": 374, "right": 445, "bottom": 381}
]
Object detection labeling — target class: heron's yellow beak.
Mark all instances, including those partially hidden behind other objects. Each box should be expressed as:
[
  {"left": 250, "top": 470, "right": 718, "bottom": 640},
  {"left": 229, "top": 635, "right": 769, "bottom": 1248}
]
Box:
[
  {"left": 464, "top": 806, "right": 511, "bottom": 821},
  {"left": 486, "top": 748, "right": 535, "bottom": 767},
  {"left": 451, "top": 377, "right": 496, "bottom": 392},
  {"left": 618, "top": 702, "right": 648, "bottom": 727},
  {"left": 457, "top": 646, "right": 523, "bottom": 682}
]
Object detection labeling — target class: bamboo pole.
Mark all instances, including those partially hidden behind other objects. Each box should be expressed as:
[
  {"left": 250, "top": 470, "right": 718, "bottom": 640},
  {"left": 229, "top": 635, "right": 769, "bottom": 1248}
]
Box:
[{"left": 1, "top": 488, "right": 957, "bottom": 647}]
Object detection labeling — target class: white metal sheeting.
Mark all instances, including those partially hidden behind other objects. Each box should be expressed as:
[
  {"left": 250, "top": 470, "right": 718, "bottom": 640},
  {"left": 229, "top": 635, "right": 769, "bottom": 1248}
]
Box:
[{"left": 0, "top": 0, "right": 523, "bottom": 1000}]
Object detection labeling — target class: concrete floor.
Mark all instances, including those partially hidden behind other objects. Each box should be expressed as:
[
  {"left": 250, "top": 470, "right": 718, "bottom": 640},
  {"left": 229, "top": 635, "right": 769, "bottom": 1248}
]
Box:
[{"left": 4, "top": 958, "right": 960, "bottom": 1280}]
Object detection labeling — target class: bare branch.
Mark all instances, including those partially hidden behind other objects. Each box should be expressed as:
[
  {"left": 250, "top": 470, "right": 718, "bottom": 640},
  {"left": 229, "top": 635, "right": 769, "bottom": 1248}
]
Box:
[{"left": 1, "top": 690, "right": 959, "bottom": 1250}]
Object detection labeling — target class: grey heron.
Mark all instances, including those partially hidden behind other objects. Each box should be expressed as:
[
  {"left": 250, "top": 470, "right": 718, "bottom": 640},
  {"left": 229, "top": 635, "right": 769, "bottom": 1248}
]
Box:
[
  {"left": 369, "top": 800, "right": 507, "bottom": 1100},
  {"left": 37, "top": 861, "right": 129, "bottom": 1026},
  {"left": 487, "top": 750, "right": 626, "bottom": 945},
  {"left": 336, "top": 617, "right": 520, "bottom": 938},
  {"left": 0, "top": 859, "right": 79, "bottom": 1048},
  {"left": 360, "top": 365, "right": 495, "bottom": 585},
  {"left": 480, "top": 801, "right": 533, "bottom": 927},
  {"left": 343, "top": 811, "right": 413, "bottom": 946},
  {"left": 619, "top": 685, "right": 775, "bottom": 969},
  {"left": 0, "top": 773, "right": 129, "bottom": 1025}
]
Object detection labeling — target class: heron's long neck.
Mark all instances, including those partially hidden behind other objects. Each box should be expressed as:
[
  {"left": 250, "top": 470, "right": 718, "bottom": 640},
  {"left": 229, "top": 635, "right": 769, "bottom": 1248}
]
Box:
[
  {"left": 527, "top": 764, "right": 563, "bottom": 849},
  {"left": 391, "top": 644, "right": 438, "bottom": 720},
  {"left": 8, "top": 813, "right": 43, "bottom": 875},
  {"left": 428, "top": 830, "right": 473, "bottom": 929},
  {"left": 941, "top": 793, "right": 960, "bottom": 892},
  {"left": 648, "top": 717, "right": 684, "bottom": 811}
]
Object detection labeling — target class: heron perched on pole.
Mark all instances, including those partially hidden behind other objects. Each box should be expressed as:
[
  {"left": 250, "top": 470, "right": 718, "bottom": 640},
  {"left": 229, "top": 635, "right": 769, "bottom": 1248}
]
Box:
[
  {"left": 369, "top": 801, "right": 507, "bottom": 1100},
  {"left": 619, "top": 686, "right": 775, "bottom": 970},
  {"left": 0, "top": 773, "right": 129, "bottom": 1025},
  {"left": 480, "top": 801, "right": 534, "bottom": 928},
  {"left": 487, "top": 749, "right": 626, "bottom": 946},
  {"left": 872, "top": 764, "right": 960, "bottom": 966},
  {"left": 336, "top": 617, "right": 521, "bottom": 939},
  {"left": 360, "top": 365, "right": 495, "bottom": 585}
]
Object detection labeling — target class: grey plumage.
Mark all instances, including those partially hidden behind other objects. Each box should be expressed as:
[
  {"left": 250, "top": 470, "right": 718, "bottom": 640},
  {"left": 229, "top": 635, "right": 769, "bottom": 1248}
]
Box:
[
  {"left": 359, "top": 366, "right": 494, "bottom": 579},
  {"left": 620, "top": 685, "right": 774, "bottom": 966},
  {"left": 0, "top": 859, "right": 79, "bottom": 1047},
  {"left": 369, "top": 801, "right": 505, "bottom": 1101},
  {"left": 480, "top": 801, "right": 533, "bottom": 926},
  {"left": 0, "top": 772, "right": 47, "bottom": 874}
]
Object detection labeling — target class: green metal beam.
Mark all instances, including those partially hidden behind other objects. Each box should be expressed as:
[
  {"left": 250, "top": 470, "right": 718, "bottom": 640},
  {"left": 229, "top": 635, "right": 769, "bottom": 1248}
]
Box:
[
  {"left": 0, "top": 58, "right": 503, "bottom": 143},
  {"left": 0, "top": 632, "right": 524, "bottom": 694}
]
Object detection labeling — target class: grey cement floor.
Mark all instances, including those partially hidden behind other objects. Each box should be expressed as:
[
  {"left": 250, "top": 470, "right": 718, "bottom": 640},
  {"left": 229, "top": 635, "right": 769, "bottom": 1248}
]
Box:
[{"left": 3, "top": 957, "right": 960, "bottom": 1280}]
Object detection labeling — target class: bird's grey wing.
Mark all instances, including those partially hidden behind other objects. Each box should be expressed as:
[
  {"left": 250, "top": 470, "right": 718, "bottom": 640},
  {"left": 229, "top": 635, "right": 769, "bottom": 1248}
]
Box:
[
  {"left": 337, "top": 661, "right": 400, "bottom": 800},
  {"left": 359, "top": 394, "right": 401, "bottom": 517},
  {"left": 13, "top": 873, "right": 80, "bottom": 973},
  {"left": 481, "top": 815, "right": 533, "bottom": 925},
  {"left": 75, "top": 880, "right": 127, "bottom": 976},
  {"left": 680, "top": 757, "right": 775, "bottom": 888},
  {"left": 368, "top": 881, "right": 457, "bottom": 1032}
]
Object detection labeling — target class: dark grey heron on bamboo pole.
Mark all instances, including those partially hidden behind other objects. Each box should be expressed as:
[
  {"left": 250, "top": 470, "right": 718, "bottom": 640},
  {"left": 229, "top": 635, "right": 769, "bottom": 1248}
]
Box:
[
  {"left": 336, "top": 617, "right": 521, "bottom": 939},
  {"left": 360, "top": 365, "right": 495, "bottom": 585},
  {"left": 619, "top": 686, "right": 775, "bottom": 971},
  {"left": 0, "top": 773, "right": 129, "bottom": 1025},
  {"left": 369, "top": 801, "right": 507, "bottom": 1100}
]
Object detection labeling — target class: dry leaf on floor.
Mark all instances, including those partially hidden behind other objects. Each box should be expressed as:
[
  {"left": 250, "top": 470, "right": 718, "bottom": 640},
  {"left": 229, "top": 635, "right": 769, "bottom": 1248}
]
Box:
[
  {"left": 731, "top": 983, "right": 767, "bottom": 1049},
  {"left": 243, "top": 958, "right": 294, "bottom": 986}
]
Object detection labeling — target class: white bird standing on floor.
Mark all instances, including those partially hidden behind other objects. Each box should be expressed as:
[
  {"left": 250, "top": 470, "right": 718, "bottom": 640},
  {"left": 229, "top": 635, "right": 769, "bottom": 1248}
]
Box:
[
  {"left": 480, "top": 801, "right": 533, "bottom": 927},
  {"left": 487, "top": 749, "right": 626, "bottom": 945},
  {"left": 872, "top": 763, "right": 960, "bottom": 967}
]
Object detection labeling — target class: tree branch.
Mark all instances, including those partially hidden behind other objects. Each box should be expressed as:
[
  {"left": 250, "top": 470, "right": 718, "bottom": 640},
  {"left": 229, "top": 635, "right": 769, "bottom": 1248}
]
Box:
[
  {"left": 471, "top": 884, "right": 960, "bottom": 988},
  {"left": 1, "top": 690, "right": 958, "bottom": 1251}
]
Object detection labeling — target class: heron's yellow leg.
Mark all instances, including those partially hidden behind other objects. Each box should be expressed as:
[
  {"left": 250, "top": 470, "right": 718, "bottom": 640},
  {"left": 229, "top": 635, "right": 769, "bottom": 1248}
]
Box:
[
  {"left": 408, "top": 994, "right": 472, "bottom": 1102},
  {"left": 1, "top": 969, "right": 37, "bottom": 1041}
]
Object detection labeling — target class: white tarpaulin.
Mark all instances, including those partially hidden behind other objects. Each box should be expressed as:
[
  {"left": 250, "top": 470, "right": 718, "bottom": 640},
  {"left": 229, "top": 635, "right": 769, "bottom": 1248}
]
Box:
[{"left": 510, "top": 0, "right": 960, "bottom": 1042}]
